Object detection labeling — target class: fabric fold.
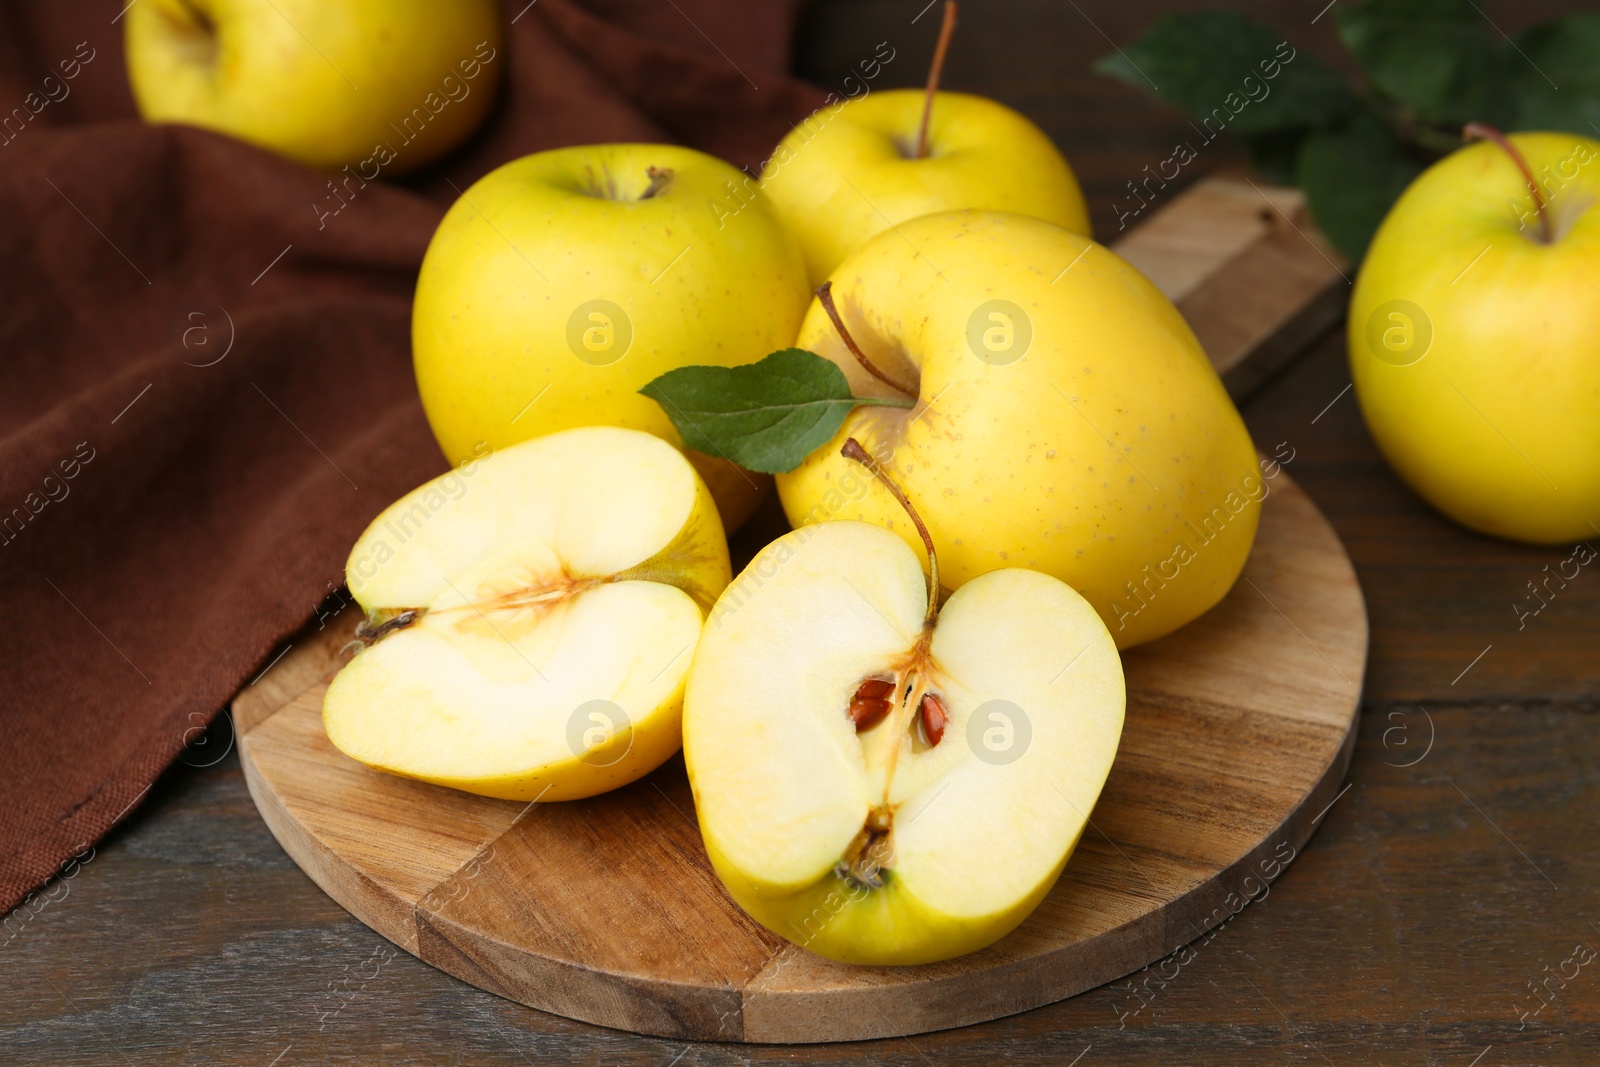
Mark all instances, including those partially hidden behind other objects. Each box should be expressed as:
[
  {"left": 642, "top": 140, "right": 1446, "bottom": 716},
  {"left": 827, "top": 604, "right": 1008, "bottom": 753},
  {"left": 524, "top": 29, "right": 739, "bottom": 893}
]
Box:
[{"left": 0, "top": 0, "right": 821, "bottom": 914}]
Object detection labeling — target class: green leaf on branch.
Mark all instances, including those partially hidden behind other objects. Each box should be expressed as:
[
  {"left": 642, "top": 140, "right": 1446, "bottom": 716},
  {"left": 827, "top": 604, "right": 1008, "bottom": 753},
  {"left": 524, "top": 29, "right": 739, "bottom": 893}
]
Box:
[
  {"left": 1097, "top": 2, "right": 1600, "bottom": 266},
  {"left": 639, "top": 348, "right": 912, "bottom": 475},
  {"left": 1512, "top": 14, "right": 1600, "bottom": 133},
  {"left": 1297, "top": 113, "right": 1426, "bottom": 261},
  {"left": 1334, "top": 0, "right": 1515, "bottom": 128},
  {"left": 1095, "top": 12, "right": 1357, "bottom": 135}
]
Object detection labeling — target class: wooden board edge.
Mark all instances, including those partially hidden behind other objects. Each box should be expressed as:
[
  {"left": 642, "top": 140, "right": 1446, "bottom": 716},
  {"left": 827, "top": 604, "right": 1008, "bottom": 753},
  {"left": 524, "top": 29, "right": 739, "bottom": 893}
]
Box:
[
  {"left": 1218, "top": 278, "right": 1346, "bottom": 399},
  {"left": 230, "top": 471, "right": 1373, "bottom": 1045},
  {"left": 737, "top": 698, "right": 1363, "bottom": 1044},
  {"left": 738, "top": 514, "right": 1371, "bottom": 1043},
  {"left": 415, "top": 909, "right": 752, "bottom": 1042},
  {"left": 1110, "top": 174, "right": 1350, "bottom": 404},
  {"left": 238, "top": 728, "right": 424, "bottom": 955}
]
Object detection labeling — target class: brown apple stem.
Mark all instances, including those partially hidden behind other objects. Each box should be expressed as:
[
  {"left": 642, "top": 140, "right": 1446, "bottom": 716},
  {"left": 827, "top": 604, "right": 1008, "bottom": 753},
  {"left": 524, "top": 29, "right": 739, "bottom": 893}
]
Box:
[
  {"left": 172, "top": 0, "right": 216, "bottom": 35},
  {"left": 640, "top": 166, "right": 673, "bottom": 200},
  {"left": 1464, "top": 123, "right": 1551, "bottom": 243},
  {"left": 914, "top": 1, "right": 958, "bottom": 160},
  {"left": 816, "top": 282, "right": 918, "bottom": 398},
  {"left": 354, "top": 610, "right": 419, "bottom": 647},
  {"left": 842, "top": 437, "right": 938, "bottom": 626}
]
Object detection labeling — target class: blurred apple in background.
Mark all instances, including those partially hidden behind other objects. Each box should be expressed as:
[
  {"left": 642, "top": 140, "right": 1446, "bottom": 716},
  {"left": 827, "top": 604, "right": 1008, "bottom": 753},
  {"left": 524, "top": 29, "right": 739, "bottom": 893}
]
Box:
[
  {"left": 1350, "top": 128, "right": 1600, "bottom": 544},
  {"left": 412, "top": 144, "right": 811, "bottom": 532},
  {"left": 760, "top": 88, "right": 1091, "bottom": 286},
  {"left": 758, "top": 3, "right": 1090, "bottom": 285},
  {"left": 125, "top": 0, "right": 502, "bottom": 174}
]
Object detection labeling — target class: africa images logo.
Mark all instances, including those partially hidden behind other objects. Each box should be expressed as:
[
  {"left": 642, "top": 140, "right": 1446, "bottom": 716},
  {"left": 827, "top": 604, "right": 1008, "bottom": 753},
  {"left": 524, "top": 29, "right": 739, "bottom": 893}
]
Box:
[
  {"left": 566, "top": 300, "right": 632, "bottom": 367},
  {"left": 1365, "top": 299, "right": 1432, "bottom": 367}
]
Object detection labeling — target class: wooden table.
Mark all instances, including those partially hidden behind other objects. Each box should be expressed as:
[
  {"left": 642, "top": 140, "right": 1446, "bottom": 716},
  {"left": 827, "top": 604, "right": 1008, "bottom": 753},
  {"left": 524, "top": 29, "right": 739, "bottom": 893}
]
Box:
[{"left": 5, "top": 1, "right": 1596, "bottom": 1063}]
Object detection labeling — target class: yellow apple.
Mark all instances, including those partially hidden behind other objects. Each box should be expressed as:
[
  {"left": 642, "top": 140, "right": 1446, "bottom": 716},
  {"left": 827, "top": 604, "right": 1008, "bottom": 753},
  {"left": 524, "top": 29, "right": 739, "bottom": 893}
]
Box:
[
  {"left": 413, "top": 143, "right": 811, "bottom": 531},
  {"left": 323, "top": 427, "right": 731, "bottom": 802},
  {"left": 758, "top": 89, "right": 1091, "bottom": 285},
  {"left": 776, "top": 210, "right": 1262, "bottom": 649},
  {"left": 1350, "top": 130, "right": 1600, "bottom": 543},
  {"left": 685, "top": 518, "right": 1124, "bottom": 965},
  {"left": 125, "top": 0, "right": 502, "bottom": 174}
]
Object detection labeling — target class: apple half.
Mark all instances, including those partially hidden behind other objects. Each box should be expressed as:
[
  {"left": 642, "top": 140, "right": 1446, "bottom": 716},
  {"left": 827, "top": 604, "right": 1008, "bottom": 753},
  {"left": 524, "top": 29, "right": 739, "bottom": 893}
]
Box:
[
  {"left": 324, "top": 427, "right": 730, "bottom": 801},
  {"left": 684, "top": 483, "right": 1124, "bottom": 965}
]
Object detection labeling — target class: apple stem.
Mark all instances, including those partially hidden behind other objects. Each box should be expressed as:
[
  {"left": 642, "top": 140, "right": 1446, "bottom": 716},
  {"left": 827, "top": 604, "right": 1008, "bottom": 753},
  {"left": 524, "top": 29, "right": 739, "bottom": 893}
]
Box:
[
  {"left": 842, "top": 437, "right": 939, "bottom": 626},
  {"left": 640, "top": 166, "right": 674, "bottom": 200},
  {"left": 1464, "top": 123, "right": 1551, "bottom": 243},
  {"left": 173, "top": 0, "right": 216, "bottom": 36},
  {"left": 816, "top": 282, "right": 919, "bottom": 398},
  {"left": 353, "top": 610, "right": 419, "bottom": 648},
  {"left": 914, "top": 1, "right": 958, "bottom": 160}
]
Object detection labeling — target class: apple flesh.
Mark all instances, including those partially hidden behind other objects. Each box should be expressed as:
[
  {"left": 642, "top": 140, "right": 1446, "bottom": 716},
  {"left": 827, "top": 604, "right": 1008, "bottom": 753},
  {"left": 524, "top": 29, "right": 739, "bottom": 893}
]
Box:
[
  {"left": 684, "top": 520, "right": 1124, "bottom": 965},
  {"left": 776, "top": 210, "right": 1262, "bottom": 649},
  {"left": 413, "top": 143, "right": 811, "bottom": 531},
  {"left": 1350, "top": 131, "right": 1600, "bottom": 544},
  {"left": 759, "top": 89, "right": 1091, "bottom": 285},
  {"left": 323, "top": 427, "right": 731, "bottom": 801},
  {"left": 125, "top": 0, "right": 502, "bottom": 174}
]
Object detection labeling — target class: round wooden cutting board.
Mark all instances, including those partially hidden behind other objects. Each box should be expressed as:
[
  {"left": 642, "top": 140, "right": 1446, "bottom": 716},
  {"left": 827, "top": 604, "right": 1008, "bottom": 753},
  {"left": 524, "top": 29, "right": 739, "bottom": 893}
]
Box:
[{"left": 234, "top": 469, "right": 1366, "bottom": 1044}]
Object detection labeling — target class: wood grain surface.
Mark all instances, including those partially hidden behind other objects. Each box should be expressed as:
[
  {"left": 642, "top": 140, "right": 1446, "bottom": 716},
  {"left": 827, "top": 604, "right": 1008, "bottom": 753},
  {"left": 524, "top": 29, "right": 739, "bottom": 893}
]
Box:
[
  {"left": 7, "top": 1, "right": 1597, "bottom": 1063},
  {"left": 9, "top": 316, "right": 1599, "bottom": 1067},
  {"left": 228, "top": 465, "right": 1364, "bottom": 1043},
  {"left": 1112, "top": 177, "right": 1348, "bottom": 398}
]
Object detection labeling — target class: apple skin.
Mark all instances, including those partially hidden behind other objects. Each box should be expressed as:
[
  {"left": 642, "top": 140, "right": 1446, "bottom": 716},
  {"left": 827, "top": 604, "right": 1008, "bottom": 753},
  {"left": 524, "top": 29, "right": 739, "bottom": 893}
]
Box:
[
  {"left": 699, "top": 827, "right": 1077, "bottom": 966},
  {"left": 685, "top": 522, "right": 1124, "bottom": 966},
  {"left": 324, "top": 427, "right": 731, "bottom": 803},
  {"left": 776, "top": 210, "right": 1262, "bottom": 649},
  {"left": 414, "top": 144, "right": 812, "bottom": 531},
  {"left": 125, "top": 0, "right": 502, "bottom": 174},
  {"left": 1350, "top": 132, "right": 1600, "bottom": 544},
  {"left": 759, "top": 89, "right": 1091, "bottom": 285}
]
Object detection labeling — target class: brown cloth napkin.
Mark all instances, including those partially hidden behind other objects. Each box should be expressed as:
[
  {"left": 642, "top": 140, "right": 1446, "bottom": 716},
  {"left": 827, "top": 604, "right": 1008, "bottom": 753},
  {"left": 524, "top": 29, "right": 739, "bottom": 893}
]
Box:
[{"left": 0, "top": 0, "right": 823, "bottom": 914}]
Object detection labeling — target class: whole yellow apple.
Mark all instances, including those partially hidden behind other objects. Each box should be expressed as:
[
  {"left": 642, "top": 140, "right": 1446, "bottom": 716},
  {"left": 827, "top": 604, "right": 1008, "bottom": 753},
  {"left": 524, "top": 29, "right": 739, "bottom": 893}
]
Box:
[
  {"left": 758, "top": 89, "right": 1091, "bottom": 285},
  {"left": 1350, "top": 130, "right": 1600, "bottom": 544},
  {"left": 413, "top": 144, "right": 811, "bottom": 531},
  {"left": 125, "top": 0, "right": 502, "bottom": 174},
  {"left": 776, "top": 210, "right": 1262, "bottom": 649}
]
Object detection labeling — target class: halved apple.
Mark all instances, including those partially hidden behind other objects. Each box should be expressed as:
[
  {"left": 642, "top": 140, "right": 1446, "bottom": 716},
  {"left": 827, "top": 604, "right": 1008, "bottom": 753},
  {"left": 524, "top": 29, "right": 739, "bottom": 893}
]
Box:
[
  {"left": 324, "top": 426, "right": 730, "bottom": 801},
  {"left": 684, "top": 445, "right": 1124, "bottom": 965}
]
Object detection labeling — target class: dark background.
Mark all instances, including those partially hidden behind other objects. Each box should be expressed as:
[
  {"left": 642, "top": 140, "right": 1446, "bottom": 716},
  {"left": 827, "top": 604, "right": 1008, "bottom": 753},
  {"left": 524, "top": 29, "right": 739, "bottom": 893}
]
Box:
[{"left": 4, "top": 0, "right": 1598, "bottom": 1063}]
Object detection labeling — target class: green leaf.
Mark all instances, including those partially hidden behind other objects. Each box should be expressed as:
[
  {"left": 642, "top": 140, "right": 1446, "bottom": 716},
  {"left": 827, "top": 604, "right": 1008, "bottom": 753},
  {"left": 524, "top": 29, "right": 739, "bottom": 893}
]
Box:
[
  {"left": 1297, "top": 113, "right": 1426, "bottom": 261},
  {"left": 1246, "top": 129, "right": 1310, "bottom": 185},
  {"left": 639, "top": 348, "right": 910, "bottom": 475},
  {"left": 1512, "top": 14, "right": 1600, "bottom": 134},
  {"left": 1095, "top": 12, "right": 1357, "bottom": 135},
  {"left": 1335, "top": 0, "right": 1515, "bottom": 128}
]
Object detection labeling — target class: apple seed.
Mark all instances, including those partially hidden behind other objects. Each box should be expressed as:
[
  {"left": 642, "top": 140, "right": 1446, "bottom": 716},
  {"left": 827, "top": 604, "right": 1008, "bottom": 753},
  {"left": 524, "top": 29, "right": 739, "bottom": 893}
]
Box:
[
  {"left": 848, "top": 677, "right": 895, "bottom": 731},
  {"left": 919, "top": 692, "right": 948, "bottom": 747}
]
